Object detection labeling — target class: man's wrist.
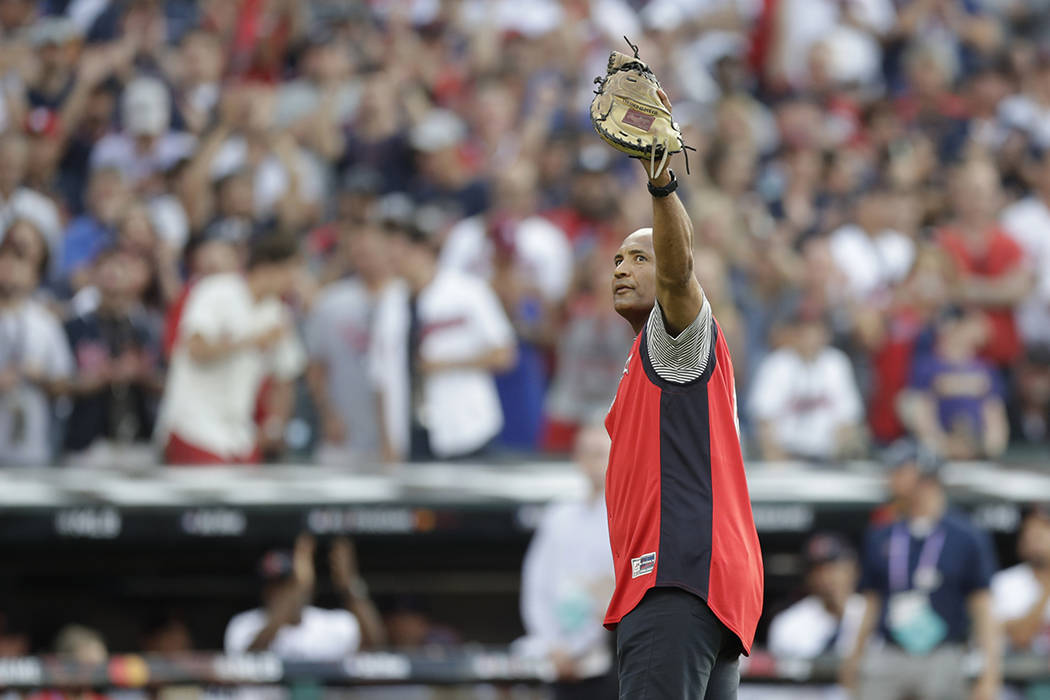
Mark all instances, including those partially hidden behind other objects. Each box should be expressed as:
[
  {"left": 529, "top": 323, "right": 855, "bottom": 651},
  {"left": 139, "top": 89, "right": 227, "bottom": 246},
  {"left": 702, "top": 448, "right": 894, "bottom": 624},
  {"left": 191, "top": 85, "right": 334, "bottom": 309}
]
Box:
[
  {"left": 343, "top": 577, "right": 370, "bottom": 600},
  {"left": 647, "top": 169, "right": 677, "bottom": 197},
  {"left": 649, "top": 170, "right": 672, "bottom": 187}
]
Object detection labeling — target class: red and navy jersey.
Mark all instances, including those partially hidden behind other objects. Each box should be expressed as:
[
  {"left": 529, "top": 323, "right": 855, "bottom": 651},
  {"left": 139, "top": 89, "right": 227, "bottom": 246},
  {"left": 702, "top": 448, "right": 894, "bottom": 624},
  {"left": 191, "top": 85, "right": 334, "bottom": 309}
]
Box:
[{"left": 603, "top": 317, "right": 764, "bottom": 653}]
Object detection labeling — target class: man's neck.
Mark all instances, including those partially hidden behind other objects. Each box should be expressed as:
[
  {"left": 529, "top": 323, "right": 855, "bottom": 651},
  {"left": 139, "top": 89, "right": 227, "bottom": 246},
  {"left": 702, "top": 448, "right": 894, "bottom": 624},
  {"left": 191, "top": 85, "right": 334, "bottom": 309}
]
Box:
[
  {"left": 408, "top": 265, "right": 437, "bottom": 295},
  {"left": 908, "top": 499, "right": 946, "bottom": 529},
  {"left": 820, "top": 594, "right": 847, "bottom": 619},
  {"left": 362, "top": 272, "right": 390, "bottom": 295},
  {"left": 246, "top": 273, "right": 269, "bottom": 301}
]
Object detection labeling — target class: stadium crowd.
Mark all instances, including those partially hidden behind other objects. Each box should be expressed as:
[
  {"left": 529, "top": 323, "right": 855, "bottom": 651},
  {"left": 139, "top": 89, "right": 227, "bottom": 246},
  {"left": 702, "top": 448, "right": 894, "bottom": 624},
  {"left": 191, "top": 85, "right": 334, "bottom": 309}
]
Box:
[{"left": 0, "top": 0, "right": 1049, "bottom": 468}]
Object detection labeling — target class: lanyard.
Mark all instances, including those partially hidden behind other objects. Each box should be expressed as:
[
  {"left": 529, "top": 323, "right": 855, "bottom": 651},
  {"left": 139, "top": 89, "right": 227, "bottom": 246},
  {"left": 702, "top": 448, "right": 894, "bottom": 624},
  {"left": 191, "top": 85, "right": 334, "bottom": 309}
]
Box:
[{"left": 889, "top": 523, "right": 946, "bottom": 593}]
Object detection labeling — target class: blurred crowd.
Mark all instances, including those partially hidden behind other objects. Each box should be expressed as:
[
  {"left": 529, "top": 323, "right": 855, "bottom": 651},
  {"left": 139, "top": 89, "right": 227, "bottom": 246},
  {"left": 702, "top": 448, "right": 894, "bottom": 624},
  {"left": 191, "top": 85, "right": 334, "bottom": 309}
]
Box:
[{"left": 2, "top": 0, "right": 1050, "bottom": 466}]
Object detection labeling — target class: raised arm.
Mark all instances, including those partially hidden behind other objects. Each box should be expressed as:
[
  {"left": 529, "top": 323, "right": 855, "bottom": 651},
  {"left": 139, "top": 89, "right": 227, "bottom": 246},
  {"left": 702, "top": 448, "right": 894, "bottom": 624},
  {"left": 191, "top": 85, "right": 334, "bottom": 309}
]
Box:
[{"left": 639, "top": 91, "right": 705, "bottom": 336}]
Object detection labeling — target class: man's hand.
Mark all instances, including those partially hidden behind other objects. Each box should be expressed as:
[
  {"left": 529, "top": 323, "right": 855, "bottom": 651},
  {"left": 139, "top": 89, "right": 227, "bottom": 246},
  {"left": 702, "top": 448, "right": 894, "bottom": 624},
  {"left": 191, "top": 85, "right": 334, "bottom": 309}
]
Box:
[
  {"left": 838, "top": 653, "right": 861, "bottom": 693},
  {"left": 321, "top": 411, "right": 347, "bottom": 445},
  {"left": 292, "top": 533, "right": 316, "bottom": 591},
  {"left": 253, "top": 323, "right": 287, "bottom": 352},
  {"left": 330, "top": 537, "right": 361, "bottom": 591},
  {"left": 549, "top": 649, "right": 579, "bottom": 682},
  {"left": 970, "top": 673, "right": 999, "bottom": 700}
]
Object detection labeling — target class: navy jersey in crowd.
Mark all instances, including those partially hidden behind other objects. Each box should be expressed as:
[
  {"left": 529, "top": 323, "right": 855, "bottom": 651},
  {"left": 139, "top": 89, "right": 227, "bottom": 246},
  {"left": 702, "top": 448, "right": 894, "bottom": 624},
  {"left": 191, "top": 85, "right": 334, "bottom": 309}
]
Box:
[
  {"left": 64, "top": 311, "right": 160, "bottom": 451},
  {"left": 859, "top": 511, "right": 998, "bottom": 645}
]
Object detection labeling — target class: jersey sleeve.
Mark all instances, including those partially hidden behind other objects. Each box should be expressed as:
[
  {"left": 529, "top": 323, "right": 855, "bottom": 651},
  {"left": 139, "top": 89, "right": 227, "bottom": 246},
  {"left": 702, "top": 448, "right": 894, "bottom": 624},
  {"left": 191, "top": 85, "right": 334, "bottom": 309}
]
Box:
[
  {"left": 223, "top": 611, "right": 262, "bottom": 654},
  {"left": 178, "top": 279, "right": 227, "bottom": 341},
  {"left": 644, "top": 296, "right": 714, "bottom": 384}
]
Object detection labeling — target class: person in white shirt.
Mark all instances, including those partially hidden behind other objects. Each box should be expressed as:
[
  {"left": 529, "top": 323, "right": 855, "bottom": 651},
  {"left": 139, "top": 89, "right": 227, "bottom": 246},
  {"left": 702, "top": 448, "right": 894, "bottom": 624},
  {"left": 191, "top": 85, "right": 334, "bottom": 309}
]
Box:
[
  {"left": 828, "top": 187, "right": 915, "bottom": 303},
  {"left": 0, "top": 247, "right": 73, "bottom": 466},
  {"left": 370, "top": 222, "right": 516, "bottom": 461},
  {"left": 1001, "top": 147, "right": 1050, "bottom": 347},
  {"left": 769, "top": 533, "right": 867, "bottom": 660},
  {"left": 90, "top": 76, "right": 197, "bottom": 187},
  {"left": 440, "top": 161, "right": 574, "bottom": 305},
  {"left": 749, "top": 310, "right": 864, "bottom": 461},
  {"left": 516, "top": 424, "right": 617, "bottom": 699},
  {"left": 156, "top": 234, "right": 306, "bottom": 464},
  {"left": 225, "top": 534, "right": 386, "bottom": 660},
  {"left": 992, "top": 503, "right": 1050, "bottom": 655},
  {"left": 1000, "top": 147, "right": 1050, "bottom": 442}
]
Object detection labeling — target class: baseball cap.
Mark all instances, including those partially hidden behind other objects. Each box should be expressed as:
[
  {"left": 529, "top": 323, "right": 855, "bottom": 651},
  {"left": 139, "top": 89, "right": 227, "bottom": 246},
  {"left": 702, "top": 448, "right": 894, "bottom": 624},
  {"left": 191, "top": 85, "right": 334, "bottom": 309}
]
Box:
[
  {"left": 881, "top": 439, "right": 944, "bottom": 477},
  {"left": 24, "top": 107, "right": 61, "bottom": 139},
  {"left": 804, "top": 532, "right": 855, "bottom": 569},
  {"left": 258, "top": 550, "right": 295, "bottom": 582}
]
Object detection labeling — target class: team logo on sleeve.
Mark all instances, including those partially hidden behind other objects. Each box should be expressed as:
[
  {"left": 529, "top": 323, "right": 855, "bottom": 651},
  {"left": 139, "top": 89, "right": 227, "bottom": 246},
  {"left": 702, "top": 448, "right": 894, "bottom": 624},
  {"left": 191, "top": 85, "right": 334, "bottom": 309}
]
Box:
[{"left": 631, "top": 552, "right": 656, "bottom": 578}]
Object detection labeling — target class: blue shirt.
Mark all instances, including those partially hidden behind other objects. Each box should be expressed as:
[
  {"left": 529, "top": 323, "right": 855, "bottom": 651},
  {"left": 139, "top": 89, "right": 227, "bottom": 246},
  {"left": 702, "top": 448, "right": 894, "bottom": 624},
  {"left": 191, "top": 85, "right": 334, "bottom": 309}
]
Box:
[
  {"left": 60, "top": 216, "right": 113, "bottom": 279},
  {"left": 859, "top": 511, "right": 997, "bottom": 645},
  {"left": 909, "top": 355, "right": 1004, "bottom": 435}
]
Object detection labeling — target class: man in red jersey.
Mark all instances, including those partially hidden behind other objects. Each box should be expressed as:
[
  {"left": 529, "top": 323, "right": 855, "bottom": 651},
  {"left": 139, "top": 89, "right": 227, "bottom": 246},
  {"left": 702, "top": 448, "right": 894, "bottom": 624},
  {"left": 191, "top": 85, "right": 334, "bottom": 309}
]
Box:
[{"left": 602, "top": 91, "right": 764, "bottom": 699}]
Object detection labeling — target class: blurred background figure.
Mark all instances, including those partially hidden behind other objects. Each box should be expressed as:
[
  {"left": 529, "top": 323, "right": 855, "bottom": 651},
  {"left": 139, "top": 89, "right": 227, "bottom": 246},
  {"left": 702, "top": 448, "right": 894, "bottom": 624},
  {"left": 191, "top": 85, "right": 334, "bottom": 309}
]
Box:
[
  {"left": 870, "top": 441, "right": 927, "bottom": 526},
  {"left": 993, "top": 503, "right": 1050, "bottom": 654},
  {"left": 225, "top": 534, "right": 384, "bottom": 660},
  {"left": 383, "top": 596, "right": 460, "bottom": 652},
  {"left": 305, "top": 220, "right": 398, "bottom": 467},
  {"left": 993, "top": 502, "right": 1050, "bottom": 700},
  {"left": 62, "top": 246, "right": 161, "bottom": 468},
  {"left": 516, "top": 423, "right": 616, "bottom": 699},
  {"left": 54, "top": 624, "right": 107, "bottom": 664},
  {"left": 370, "top": 222, "right": 515, "bottom": 462},
  {"left": 0, "top": 243, "right": 72, "bottom": 466},
  {"left": 157, "top": 234, "right": 305, "bottom": 465},
  {"left": 898, "top": 306, "right": 1009, "bottom": 460},
  {"left": 139, "top": 613, "right": 194, "bottom": 655},
  {"left": 843, "top": 465, "right": 1001, "bottom": 700},
  {"left": 768, "top": 533, "right": 866, "bottom": 661},
  {"left": 749, "top": 308, "right": 865, "bottom": 462}
]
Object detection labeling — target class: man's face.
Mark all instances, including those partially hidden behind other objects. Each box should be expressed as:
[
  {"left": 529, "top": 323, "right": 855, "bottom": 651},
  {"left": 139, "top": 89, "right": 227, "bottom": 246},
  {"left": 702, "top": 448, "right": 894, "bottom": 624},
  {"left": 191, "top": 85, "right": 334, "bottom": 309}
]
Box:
[
  {"left": 88, "top": 170, "right": 130, "bottom": 225},
  {"left": 612, "top": 229, "right": 657, "bottom": 322},
  {"left": 264, "top": 580, "right": 303, "bottom": 626},
  {"left": 889, "top": 463, "right": 920, "bottom": 503},
  {"left": 346, "top": 226, "right": 388, "bottom": 278},
  {"left": 0, "top": 251, "right": 33, "bottom": 297},
  {"left": 263, "top": 259, "right": 300, "bottom": 299},
  {"left": 1019, "top": 514, "right": 1050, "bottom": 567},
  {"left": 794, "top": 319, "right": 829, "bottom": 359},
  {"left": 808, "top": 559, "right": 858, "bottom": 603},
  {"left": 951, "top": 162, "right": 1000, "bottom": 222}
]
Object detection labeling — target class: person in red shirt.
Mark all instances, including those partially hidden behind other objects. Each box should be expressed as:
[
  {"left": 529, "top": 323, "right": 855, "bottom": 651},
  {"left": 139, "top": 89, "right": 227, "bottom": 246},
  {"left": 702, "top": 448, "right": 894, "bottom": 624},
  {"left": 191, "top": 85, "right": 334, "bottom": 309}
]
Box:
[
  {"left": 936, "top": 159, "right": 1034, "bottom": 367},
  {"left": 602, "top": 91, "right": 763, "bottom": 699}
]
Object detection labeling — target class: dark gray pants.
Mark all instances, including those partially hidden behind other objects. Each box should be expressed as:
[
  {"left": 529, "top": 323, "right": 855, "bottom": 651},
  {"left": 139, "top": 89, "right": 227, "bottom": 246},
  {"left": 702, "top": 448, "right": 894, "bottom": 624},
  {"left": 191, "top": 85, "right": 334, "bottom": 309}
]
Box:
[{"left": 617, "top": 587, "right": 740, "bottom": 700}]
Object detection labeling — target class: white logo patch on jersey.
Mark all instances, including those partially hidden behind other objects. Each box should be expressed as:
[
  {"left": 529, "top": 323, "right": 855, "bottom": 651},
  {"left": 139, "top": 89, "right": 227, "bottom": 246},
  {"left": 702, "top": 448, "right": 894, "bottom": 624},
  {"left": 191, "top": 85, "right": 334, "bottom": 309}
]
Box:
[{"left": 631, "top": 552, "right": 656, "bottom": 578}]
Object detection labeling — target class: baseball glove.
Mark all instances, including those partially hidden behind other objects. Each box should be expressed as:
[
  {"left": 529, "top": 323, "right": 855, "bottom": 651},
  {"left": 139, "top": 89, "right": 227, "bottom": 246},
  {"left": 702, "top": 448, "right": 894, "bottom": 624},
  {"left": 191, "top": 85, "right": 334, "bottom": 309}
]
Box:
[{"left": 590, "top": 37, "right": 687, "bottom": 179}]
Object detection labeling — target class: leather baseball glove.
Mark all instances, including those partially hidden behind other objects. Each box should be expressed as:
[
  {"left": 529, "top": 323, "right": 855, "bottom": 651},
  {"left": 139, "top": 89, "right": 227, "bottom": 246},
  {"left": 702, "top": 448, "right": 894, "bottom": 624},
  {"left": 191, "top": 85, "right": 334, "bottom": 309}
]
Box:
[{"left": 590, "top": 37, "right": 686, "bottom": 179}]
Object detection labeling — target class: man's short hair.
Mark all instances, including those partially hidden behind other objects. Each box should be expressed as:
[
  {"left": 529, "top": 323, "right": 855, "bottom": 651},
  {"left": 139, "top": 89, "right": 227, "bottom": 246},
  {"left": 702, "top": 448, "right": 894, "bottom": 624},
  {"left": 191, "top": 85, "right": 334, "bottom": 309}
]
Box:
[{"left": 246, "top": 233, "right": 299, "bottom": 269}]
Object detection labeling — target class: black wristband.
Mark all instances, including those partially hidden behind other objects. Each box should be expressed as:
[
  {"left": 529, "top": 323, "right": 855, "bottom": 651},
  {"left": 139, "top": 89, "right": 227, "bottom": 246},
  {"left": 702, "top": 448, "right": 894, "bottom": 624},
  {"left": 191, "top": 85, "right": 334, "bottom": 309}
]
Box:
[{"left": 647, "top": 169, "right": 678, "bottom": 198}]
